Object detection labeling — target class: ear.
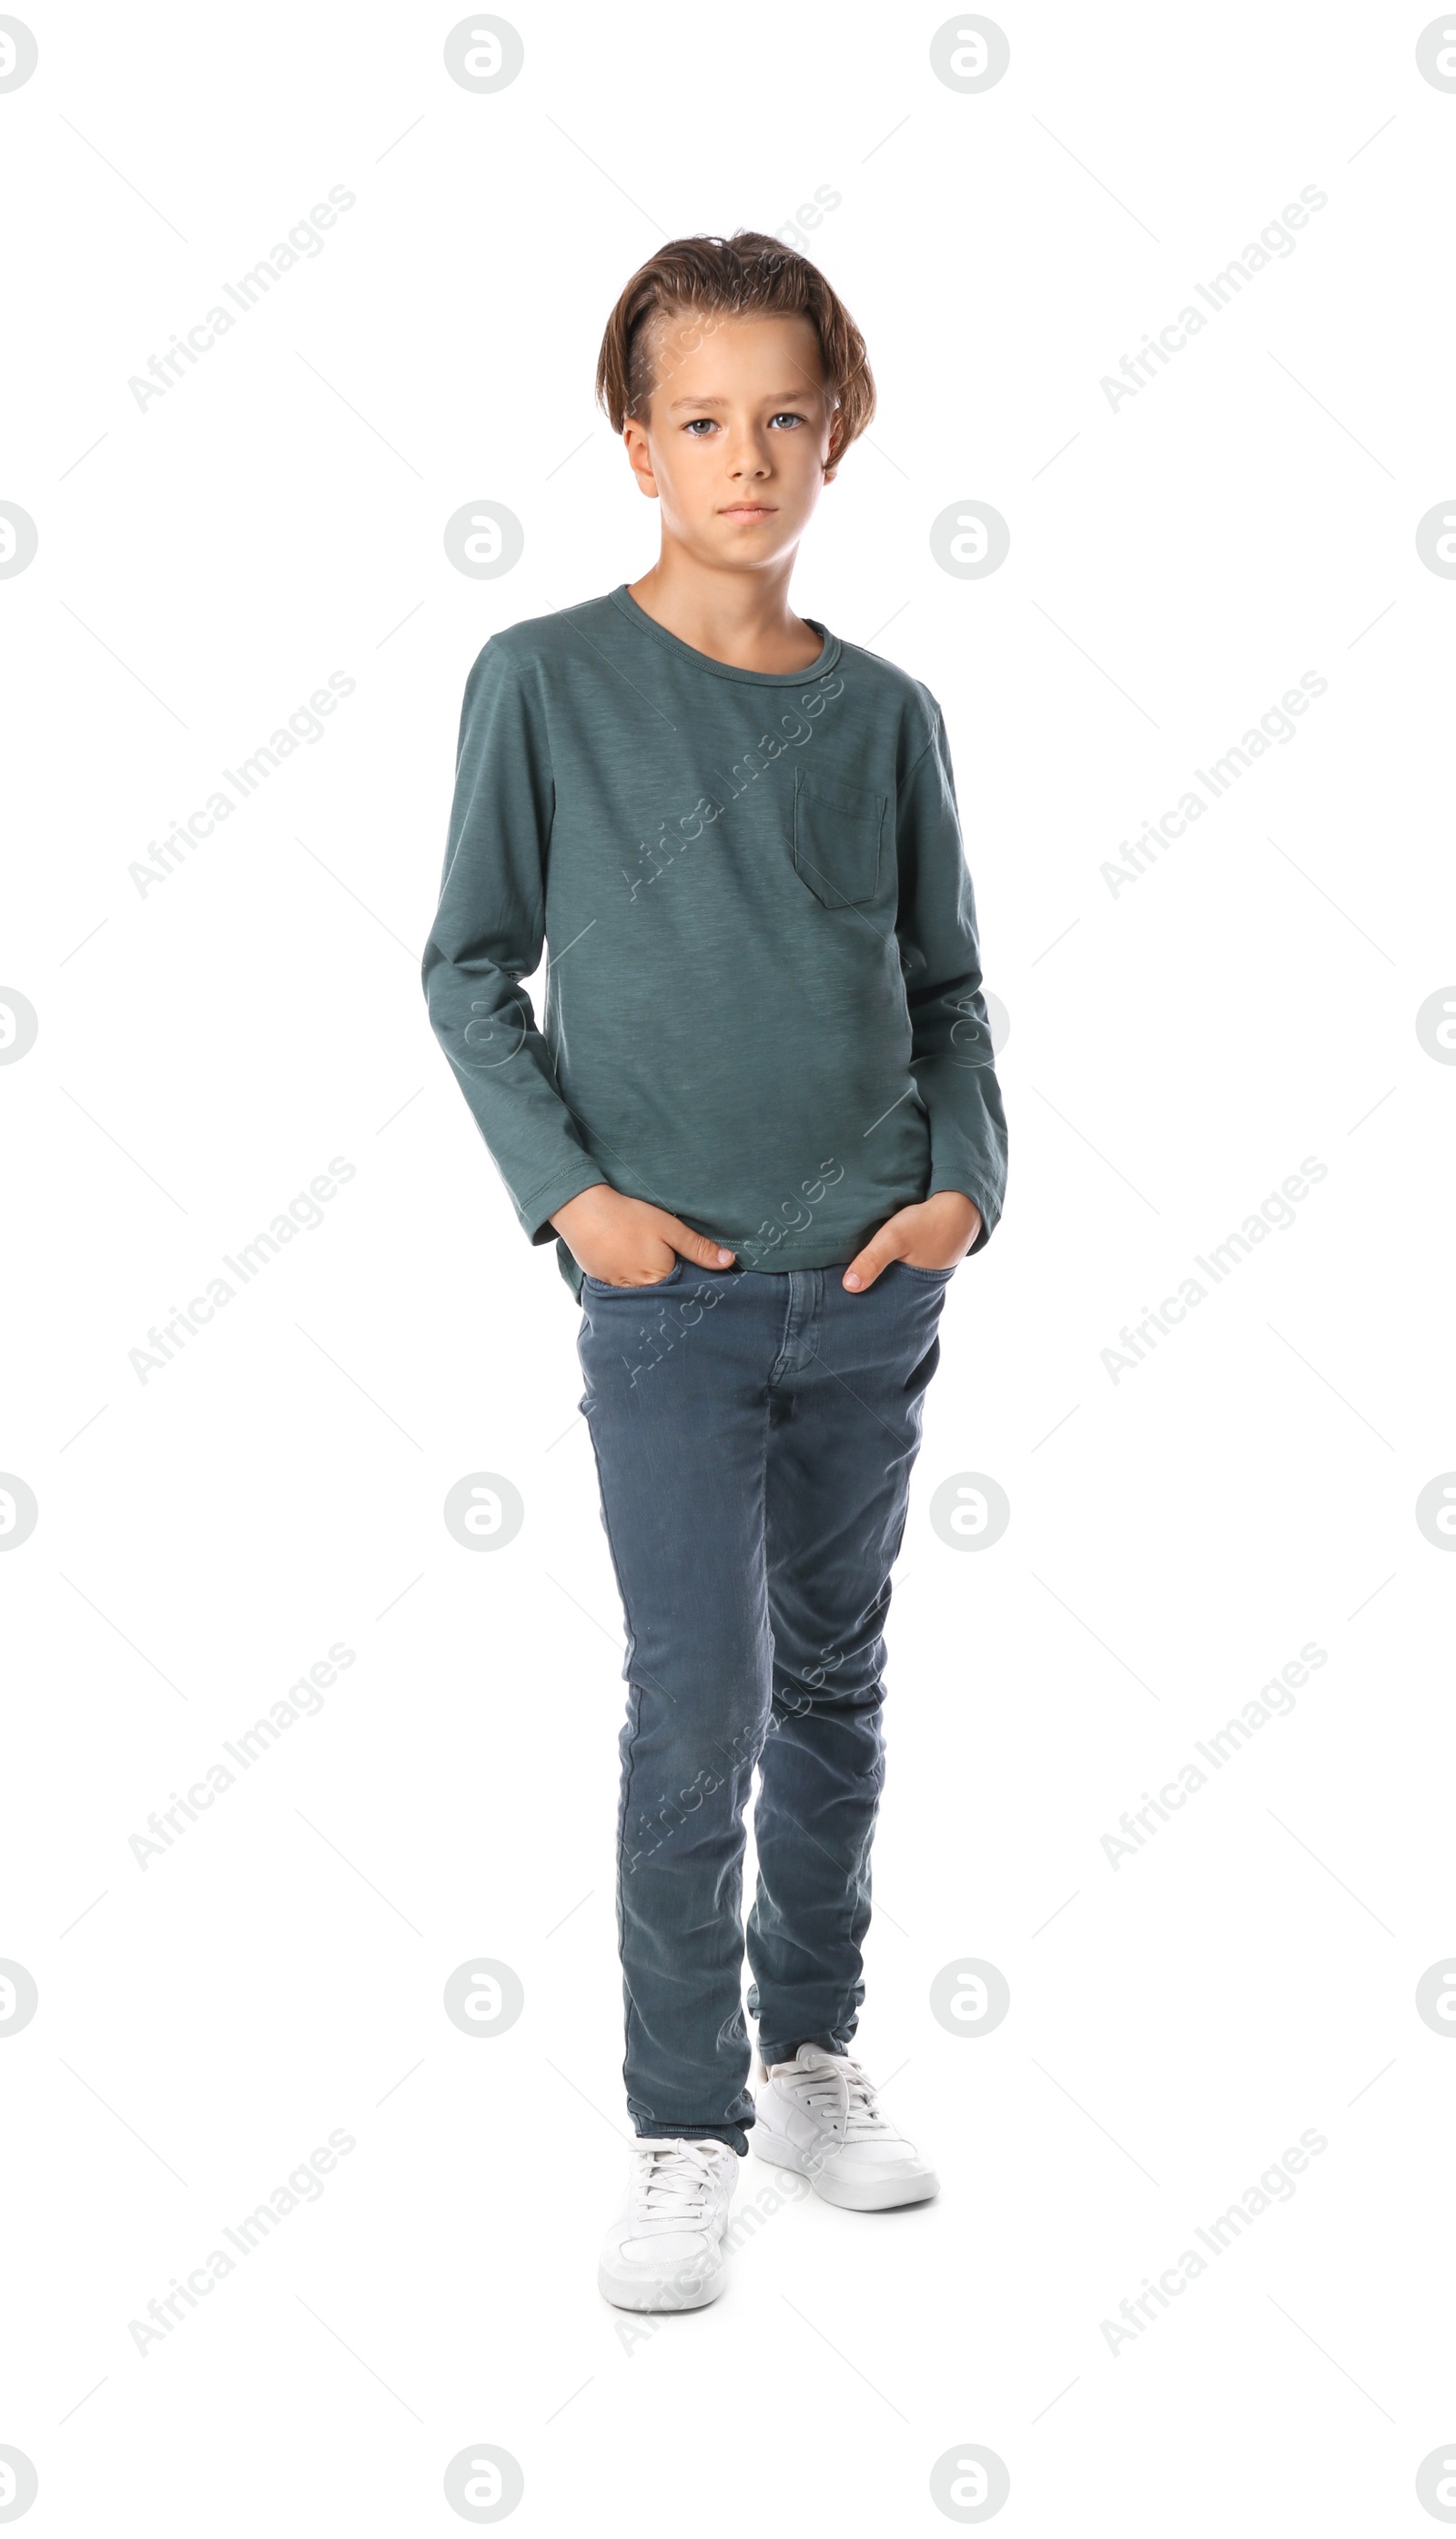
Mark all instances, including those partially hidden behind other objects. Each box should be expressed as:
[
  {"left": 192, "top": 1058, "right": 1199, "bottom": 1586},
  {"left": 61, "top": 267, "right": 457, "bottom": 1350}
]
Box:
[{"left": 622, "top": 422, "right": 659, "bottom": 501}]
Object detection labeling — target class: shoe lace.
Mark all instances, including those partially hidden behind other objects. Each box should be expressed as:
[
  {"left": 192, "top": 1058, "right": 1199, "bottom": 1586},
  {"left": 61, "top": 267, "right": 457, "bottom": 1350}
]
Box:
[
  {"left": 797, "top": 2055, "right": 891, "bottom": 2137},
  {"left": 630, "top": 2139, "right": 731, "bottom": 2226}
]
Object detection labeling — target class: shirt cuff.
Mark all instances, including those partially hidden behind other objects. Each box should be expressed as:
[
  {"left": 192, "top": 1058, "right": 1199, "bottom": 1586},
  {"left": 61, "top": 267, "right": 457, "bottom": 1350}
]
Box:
[
  {"left": 521, "top": 1161, "right": 607, "bottom": 1247},
  {"left": 926, "top": 1175, "right": 999, "bottom": 1255}
]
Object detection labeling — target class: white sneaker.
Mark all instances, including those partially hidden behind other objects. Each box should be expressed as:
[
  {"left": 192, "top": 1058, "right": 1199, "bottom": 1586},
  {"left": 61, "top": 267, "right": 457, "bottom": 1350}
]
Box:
[
  {"left": 752, "top": 2045, "right": 939, "bottom": 2210},
  {"left": 597, "top": 2137, "right": 739, "bottom": 2311}
]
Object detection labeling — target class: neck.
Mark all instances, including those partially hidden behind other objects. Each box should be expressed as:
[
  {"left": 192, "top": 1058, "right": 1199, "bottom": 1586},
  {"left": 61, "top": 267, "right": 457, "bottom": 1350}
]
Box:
[{"left": 627, "top": 545, "right": 822, "bottom": 673}]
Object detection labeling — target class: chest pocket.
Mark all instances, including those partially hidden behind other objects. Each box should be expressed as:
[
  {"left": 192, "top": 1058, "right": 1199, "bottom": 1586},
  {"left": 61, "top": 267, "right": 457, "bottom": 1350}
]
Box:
[{"left": 792, "top": 770, "right": 886, "bottom": 909}]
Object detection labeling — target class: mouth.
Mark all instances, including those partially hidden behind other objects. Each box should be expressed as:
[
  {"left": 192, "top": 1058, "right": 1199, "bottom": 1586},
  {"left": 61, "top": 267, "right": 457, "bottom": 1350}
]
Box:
[{"left": 719, "top": 503, "right": 777, "bottom": 521}]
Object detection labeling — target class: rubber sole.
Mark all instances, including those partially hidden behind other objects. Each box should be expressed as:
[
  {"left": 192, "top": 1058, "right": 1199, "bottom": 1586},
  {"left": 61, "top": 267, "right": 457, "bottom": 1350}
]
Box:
[
  {"left": 597, "top": 2257, "right": 726, "bottom": 2312},
  {"left": 752, "top": 2129, "right": 940, "bottom": 2211}
]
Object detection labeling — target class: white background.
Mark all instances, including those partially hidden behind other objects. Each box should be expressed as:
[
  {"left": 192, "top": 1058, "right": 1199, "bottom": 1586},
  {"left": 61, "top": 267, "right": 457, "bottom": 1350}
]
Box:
[{"left": 4, "top": 3, "right": 1455, "bottom": 2530}]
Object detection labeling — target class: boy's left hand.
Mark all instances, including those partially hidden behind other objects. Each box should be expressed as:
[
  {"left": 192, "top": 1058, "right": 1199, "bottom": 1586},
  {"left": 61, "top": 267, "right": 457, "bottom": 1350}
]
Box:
[{"left": 843, "top": 1190, "right": 983, "bottom": 1291}]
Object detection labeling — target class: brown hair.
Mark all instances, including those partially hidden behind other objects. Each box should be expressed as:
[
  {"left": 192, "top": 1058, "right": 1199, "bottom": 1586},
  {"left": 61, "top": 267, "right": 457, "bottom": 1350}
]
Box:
[{"left": 595, "top": 228, "right": 875, "bottom": 470}]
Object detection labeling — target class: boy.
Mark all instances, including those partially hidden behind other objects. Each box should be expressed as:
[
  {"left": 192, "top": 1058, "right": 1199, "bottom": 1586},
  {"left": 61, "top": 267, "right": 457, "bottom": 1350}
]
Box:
[{"left": 421, "top": 231, "right": 1007, "bottom": 2311}]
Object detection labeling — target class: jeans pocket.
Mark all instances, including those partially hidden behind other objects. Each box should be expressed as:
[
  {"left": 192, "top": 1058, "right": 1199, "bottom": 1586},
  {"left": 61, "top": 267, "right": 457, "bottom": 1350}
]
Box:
[{"left": 582, "top": 1258, "right": 687, "bottom": 1292}]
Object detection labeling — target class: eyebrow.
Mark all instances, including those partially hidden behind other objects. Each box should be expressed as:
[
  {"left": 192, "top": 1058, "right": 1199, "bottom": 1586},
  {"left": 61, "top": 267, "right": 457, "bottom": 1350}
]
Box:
[{"left": 665, "top": 392, "right": 818, "bottom": 411}]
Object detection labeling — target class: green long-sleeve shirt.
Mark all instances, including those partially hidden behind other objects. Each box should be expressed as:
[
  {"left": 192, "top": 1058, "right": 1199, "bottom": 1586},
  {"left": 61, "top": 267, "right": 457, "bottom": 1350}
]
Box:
[{"left": 422, "top": 582, "right": 1007, "bottom": 1301}]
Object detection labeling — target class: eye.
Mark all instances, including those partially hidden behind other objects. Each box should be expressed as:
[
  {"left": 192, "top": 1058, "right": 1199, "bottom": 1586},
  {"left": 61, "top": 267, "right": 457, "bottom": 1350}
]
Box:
[
  {"left": 683, "top": 417, "right": 718, "bottom": 435},
  {"left": 769, "top": 411, "right": 806, "bottom": 430}
]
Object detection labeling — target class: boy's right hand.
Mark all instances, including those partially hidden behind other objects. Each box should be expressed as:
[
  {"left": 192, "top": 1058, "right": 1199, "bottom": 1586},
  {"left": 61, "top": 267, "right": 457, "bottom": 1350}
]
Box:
[{"left": 550, "top": 1183, "right": 736, "bottom": 1286}]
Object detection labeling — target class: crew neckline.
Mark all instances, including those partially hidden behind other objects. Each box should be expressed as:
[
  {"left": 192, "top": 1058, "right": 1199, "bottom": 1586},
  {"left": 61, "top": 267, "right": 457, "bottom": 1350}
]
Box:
[{"left": 608, "top": 582, "right": 841, "bottom": 686}]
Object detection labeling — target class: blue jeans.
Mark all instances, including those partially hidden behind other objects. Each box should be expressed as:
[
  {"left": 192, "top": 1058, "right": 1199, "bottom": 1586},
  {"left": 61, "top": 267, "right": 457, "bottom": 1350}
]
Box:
[{"left": 576, "top": 1255, "right": 953, "bottom": 2154}]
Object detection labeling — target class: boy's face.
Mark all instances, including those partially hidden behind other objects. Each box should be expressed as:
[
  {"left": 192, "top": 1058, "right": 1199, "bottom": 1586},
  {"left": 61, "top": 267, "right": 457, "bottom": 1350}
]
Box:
[{"left": 624, "top": 311, "right": 837, "bottom": 569}]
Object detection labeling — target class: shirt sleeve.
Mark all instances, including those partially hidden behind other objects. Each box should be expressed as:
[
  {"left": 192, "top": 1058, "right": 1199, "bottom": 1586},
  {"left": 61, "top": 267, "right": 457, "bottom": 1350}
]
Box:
[
  {"left": 421, "top": 642, "right": 606, "bottom": 1245},
  {"left": 894, "top": 704, "right": 1008, "bottom": 1252}
]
